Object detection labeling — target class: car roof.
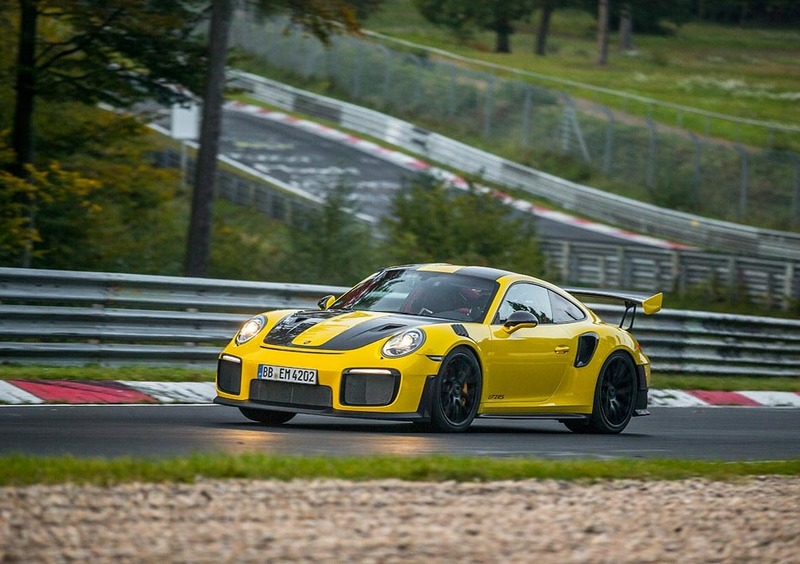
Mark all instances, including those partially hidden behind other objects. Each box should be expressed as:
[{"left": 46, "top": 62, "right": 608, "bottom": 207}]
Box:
[
  {"left": 399, "top": 263, "right": 574, "bottom": 301},
  {"left": 403, "top": 263, "right": 519, "bottom": 282}
]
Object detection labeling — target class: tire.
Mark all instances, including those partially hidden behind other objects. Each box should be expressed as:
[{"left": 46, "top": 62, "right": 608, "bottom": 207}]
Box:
[
  {"left": 566, "top": 351, "right": 637, "bottom": 434},
  {"left": 238, "top": 407, "right": 296, "bottom": 426},
  {"left": 430, "top": 347, "right": 482, "bottom": 433}
]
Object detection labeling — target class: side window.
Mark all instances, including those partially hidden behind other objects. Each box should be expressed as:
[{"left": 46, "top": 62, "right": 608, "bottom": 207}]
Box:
[
  {"left": 495, "top": 283, "right": 553, "bottom": 324},
  {"left": 549, "top": 290, "right": 586, "bottom": 324}
]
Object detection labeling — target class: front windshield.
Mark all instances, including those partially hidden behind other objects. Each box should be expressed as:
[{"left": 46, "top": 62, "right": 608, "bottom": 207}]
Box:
[{"left": 332, "top": 268, "right": 499, "bottom": 323}]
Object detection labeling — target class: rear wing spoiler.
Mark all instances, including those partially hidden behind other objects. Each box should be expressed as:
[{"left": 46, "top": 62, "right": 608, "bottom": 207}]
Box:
[{"left": 564, "top": 288, "right": 663, "bottom": 330}]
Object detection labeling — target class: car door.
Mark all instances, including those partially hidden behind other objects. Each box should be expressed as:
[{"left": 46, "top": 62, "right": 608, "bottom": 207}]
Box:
[{"left": 483, "top": 283, "right": 576, "bottom": 405}]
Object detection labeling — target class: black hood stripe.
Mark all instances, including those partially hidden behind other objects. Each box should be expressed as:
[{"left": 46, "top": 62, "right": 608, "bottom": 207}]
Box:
[
  {"left": 323, "top": 314, "right": 442, "bottom": 350},
  {"left": 263, "top": 310, "right": 443, "bottom": 350},
  {"left": 263, "top": 310, "right": 342, "bottom": 347}
]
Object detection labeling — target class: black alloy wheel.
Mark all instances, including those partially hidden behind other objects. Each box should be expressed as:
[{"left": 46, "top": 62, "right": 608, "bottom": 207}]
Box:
[
  {"left": 239, "top": 407, "right": 296, "bottom": 426},
  {"left": 430, "top": 347, "right": 482, "bottom": 433},
  {"left": 565, "top": 351, "right": 637, "bottom": 434}
]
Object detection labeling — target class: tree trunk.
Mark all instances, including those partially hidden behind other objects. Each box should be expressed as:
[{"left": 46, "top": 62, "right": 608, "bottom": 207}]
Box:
[
  {"left": 10, "top": 0, "right": 39, "bottom": 267},
  {"left": 619, "top": 3, "right": 633, "bottom": 51},
  {"left": 10, "top": 0, "right": 38, "bottom": 179},
  {"left": 596, "top": 0, "right": 610, "bottom": 66},
  {"left": 696, "top": 0, "right": 705, "bottom": 19},
  {"left": 495, "top": 24, "right": 511, "bottom": 53},
  {"left": 184, "top": 0, "right": 233, "bottom": 277},
  {"left": 535, "top": 1, "right": 554, "bottom": 56}
]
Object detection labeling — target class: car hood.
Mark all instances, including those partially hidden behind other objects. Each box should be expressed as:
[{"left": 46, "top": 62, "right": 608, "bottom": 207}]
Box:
[{"left": 263, "top": 309, "right": 444, "bottom": 351}]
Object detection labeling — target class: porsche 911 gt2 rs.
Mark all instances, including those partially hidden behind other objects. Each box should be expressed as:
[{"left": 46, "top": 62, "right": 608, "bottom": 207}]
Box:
[{"left": 215, "top": 264, "right": 662, "bottom": 433}]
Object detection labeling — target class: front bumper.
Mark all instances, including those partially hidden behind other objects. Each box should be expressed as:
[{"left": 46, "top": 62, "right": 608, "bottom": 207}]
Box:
[
  {"left": 214, "top": 373, "right": 436, "bottom": 421},
  {"left": 216, "top": 347, "right": 441, "bottom": 420},
  {"left": 216, "top": 345, "right": 442, "bottom": 415},
  {"left": 214, "top": 393, "right": 432, "bottom": 421}
]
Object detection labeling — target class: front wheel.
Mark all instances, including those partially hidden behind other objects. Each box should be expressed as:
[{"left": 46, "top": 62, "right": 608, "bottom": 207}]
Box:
[
  {"left": 430, "top": 347, "right": 482, "bottom": 433},
  {"left": 565, "top": 352, "right": 637, "bottom": 434},
  {"left": 238, "top": 407, "right": 296, "bottom": 426}
]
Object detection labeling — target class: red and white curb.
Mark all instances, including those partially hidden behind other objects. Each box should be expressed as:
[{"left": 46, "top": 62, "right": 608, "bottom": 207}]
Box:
[
  {"left": 1, "top": 380, "right": 798, "bottom": 407},
  {"left": 649, "top": 389, "right": 800, "bottom": 408},
  {"left": 0, "top": 381, "right": 214, "bottom": 405},
  {"left": 226, "top": 101, "right": 692, "bottom": 251}
]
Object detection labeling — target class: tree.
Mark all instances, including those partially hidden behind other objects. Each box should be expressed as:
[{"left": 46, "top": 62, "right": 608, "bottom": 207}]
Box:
[
  {"left": 185, "top": 0, "right": 233, "bottom": 279},
  {"left": 386, "top": 176, "right": 545, "bottom": 275},
  {"left": 0, "top": 105, "right": 182, "bottom": 269},
  {"left": 413, "top": 0, "right": 476, "bottom": 42},
  {"left": 577, "top": 0, "right": 691, "bottom": 36},
  {"left": 185, "top": 0, "right": 358, "bottom": 277},
  {"left": 347, "top": 0, "right": 383, "bottom": 20},
  {"left": 5, "top": 0, "right": 207, "bottom": 179},
  {"left": 596, "top": 0, "right": 609, "bottom": 65},
  {"left": 1, "top": 0, "right": 206, "bottom": 266},
  {"left": 532, "top": 0, "right": 580, "bottom": 56},
  {"left": 612, "top": 0, "right": 690, "bottom": 35},
  {"left": 719, "top": 0, "right": 800, "bottom": 25},
  {"left": 0, "top": 159, "right": 98, "bottom": 265},
  {"left": 534, "top": 0, "right": 556, "bottom": 56},
  {"left": 275, "top": 183, "right": 379, "bottom": 285},
  {"left": 481, "top": 0, "right": 535, "bottom": 53},
  {"left": 618, "top": 2, "right": 633, "bottom": 51},
  {"left": 414, "top": 0, "right": 535, "bottom": 53}
]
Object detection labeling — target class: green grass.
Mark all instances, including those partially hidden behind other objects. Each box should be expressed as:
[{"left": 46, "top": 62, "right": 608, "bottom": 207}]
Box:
[
  {"left": 363, "top": 4, "right": 800, "bottom": 149},
  {"left": 0, "top": 453, "right": 798, "bottom": 485},
  {"left": 651, "top": 374, "right": 799, "bottom": 392},
  {"left": 0, "top": 365, "right": 214, "bottom": 382},
  {"left": 1, "top": 366, "right": 797, "bottom": 392}
]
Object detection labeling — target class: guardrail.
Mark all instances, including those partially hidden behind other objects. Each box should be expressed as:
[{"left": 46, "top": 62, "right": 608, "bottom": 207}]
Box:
[
  {"left": 1, "top": 268, "right": 798, "bottom": 377},
  {"left": 229, "top": 70, "right": 800, "bottom": 263},
  {"left": 541, "top": 240, "right": 798, "bottom": 310},
  {"left": 0, "top": 267, "right": 340, "bottom": 367},
  {"left": 155, "top": 141, "right": 799, "bottom": 309}
]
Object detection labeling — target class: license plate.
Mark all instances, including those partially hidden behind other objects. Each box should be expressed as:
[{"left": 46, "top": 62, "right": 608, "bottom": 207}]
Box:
[{"left": 257, "top": 364, "right": 318, "bottom": 385}]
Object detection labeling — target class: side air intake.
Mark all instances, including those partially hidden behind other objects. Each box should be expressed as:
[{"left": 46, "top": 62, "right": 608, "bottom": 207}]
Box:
[{"left": 574, "top": 333, "right": 599, "bottom": 368}]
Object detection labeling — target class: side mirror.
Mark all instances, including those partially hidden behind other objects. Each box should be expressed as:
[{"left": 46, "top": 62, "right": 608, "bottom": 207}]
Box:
[
  {"left": 317, "top": 295, "right": 336, "bottom": 310},
  {"left": 502, "top": 310, "right": 538, "bottom": 334}
]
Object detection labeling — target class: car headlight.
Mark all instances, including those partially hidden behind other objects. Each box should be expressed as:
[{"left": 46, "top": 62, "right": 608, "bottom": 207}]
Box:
[
  {"left": 382, "top": 328, "right": 426, "bottom": 358},
  {"left": 235, "top": 315, "right": 266, "bottom": 345}
]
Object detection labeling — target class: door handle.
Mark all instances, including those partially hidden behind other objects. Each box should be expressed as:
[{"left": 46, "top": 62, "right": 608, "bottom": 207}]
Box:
[{"left": 554, "top": 345, "right": 570, "bottom": 354}]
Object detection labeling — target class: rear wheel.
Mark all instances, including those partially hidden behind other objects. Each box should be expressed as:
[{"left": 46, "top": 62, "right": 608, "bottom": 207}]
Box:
[
  {"left": 564, "top": 352, "right": 637, "bottom": 434},
  {"left": 430, "top": 347, "right": 482, "bottom": 433},
  {"left": 238, "top": 407, "right": 296, "bottom": 426}
]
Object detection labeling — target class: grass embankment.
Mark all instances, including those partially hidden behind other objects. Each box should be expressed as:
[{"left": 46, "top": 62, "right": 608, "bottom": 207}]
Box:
[
  {"left": 364, "top": 2, "right": 800, "bottom": 149},
  {"left": 0, "top": 454, "right": 798, "bottom": 486},
  {"left": 0, "top": 365, "right": 797, "bottom": 392}
]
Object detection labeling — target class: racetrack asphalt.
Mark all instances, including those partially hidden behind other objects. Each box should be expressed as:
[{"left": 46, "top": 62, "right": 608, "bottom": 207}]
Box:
[
  {"left": 1, "top": 380, "right": 799, "bottom": 408},
  {"left": 1, "top": 403, "right": 799, "bottom": 461},
  {"left": 220, "top": 102, "right": 693, "bottom": 251}
]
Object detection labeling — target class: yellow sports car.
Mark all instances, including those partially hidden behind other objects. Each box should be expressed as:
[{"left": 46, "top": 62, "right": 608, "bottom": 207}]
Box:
[{"left": 215, "top": 264, "right": 662, "bottom": 433}]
